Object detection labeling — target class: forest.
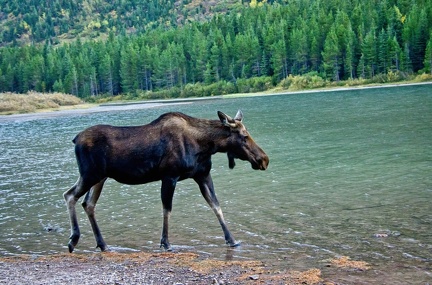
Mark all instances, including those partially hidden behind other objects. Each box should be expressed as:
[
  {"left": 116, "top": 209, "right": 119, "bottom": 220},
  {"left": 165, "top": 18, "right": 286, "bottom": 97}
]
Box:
[{"left": 0, "top": 0, "right": 431, "bottom": 99}]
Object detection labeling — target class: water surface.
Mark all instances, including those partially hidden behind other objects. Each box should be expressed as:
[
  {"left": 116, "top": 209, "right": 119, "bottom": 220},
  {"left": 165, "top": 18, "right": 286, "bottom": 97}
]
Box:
[{"left": 0, "top": 84, "right": 431, "bottom": 283}]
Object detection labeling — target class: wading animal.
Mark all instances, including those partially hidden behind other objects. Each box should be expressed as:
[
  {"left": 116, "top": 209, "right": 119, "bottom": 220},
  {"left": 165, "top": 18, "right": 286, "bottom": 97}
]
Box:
[{"left": 63, "top": 110, "right": 269, "bottom": 252}]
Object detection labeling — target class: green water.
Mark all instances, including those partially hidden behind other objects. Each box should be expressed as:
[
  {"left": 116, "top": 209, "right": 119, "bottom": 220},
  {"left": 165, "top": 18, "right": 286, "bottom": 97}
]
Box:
[{"left": 0, "top": 84, "right": 431, "bottom": 283}]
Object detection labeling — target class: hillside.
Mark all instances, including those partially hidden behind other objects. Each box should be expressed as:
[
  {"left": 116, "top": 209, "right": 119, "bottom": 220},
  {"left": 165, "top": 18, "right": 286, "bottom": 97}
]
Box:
[
  {"left": 0, "top": 0, "right": 243, "bottom": 46},
  {"left": 0, "top": 0, "right": 431, "bottom": 99}
]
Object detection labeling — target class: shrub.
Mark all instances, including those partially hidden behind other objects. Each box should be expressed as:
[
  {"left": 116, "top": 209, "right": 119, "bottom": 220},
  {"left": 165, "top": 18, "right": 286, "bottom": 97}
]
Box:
[
  {"left": 278, "top": 73, "right": 326, "bottom": 91},
  {"left": 179, "top": 81, "right": 238, "bottom": 97},
  {"left": 181, "top": 83, "right": 204, "bottom": 97},
  {"left": 234, "top": 76, "right": 273, "bottom": 93},
  {"left": 414, "top": 73, "right": 432, "bottom": 82}
]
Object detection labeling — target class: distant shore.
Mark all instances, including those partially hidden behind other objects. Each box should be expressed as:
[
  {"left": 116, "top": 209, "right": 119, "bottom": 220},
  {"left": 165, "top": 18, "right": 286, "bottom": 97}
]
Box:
[
  {"left": 222, "top": 80, "right": 432, "bottom": 98},
  {"left": 1, "top": 81, "right": 431, "bottom": 123}
]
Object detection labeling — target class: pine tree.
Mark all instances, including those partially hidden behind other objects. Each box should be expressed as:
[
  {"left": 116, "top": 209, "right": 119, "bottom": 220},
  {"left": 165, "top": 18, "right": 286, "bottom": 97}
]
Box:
[
  {"left": 209, "top": 41, "right": 221, "bottom": 82},
  {"left": 270, "top": 39, "right": 288, "bottom": 80},
  {"left": 400, "top": 43, "right": 413, "bottom": 73},
  {"left": 377, "top": 28, "right": 389, "bottom": 74},
  {"left": 388, "top": 36, "right": 402, "bottom": 71},
  {"left": 53, "top": 79, "right": 64, "bottom": 93},
  {"left": 361, "top": 30, "right": 377, "bottom": 78},
  {"left": 344, "top": 25, "right": 356, "bottom": 79},
  {"left": 190, "top": 28, "right": 207, "bottom": 83},
  {"left": 234, "top": 32, "right": 259, "bottom": 78},
  {"left": 357, "top": 54, "right": 366, "bottom": 78},
  {"left": 5, "top": 64, "right": 15, "bottom": 92},
  {"left": 221, "top": 36, "right": 232, "bottom": 80},
  {"left": 0, "top": 69, "right": 4, "bottom": 92},
  {"left": 138, "top": 45, "right": 156, "bottom": 91},
  {"left": 99, "top": 53, "right": 114, "bottom": 95},
  {"left": 308, "top": 15, "right": 322, "bottom": 72},
  {"left": 120, "top": 43, "right": 138, "bottom": 93},
  {"left": 322, "top": 25, "right": 340, "bottom": 81},
  {"left": 290, "top": 26, "right": 309, "bottom": 74},
  {"left": 402, "top": 5, "right": 429, "bottom": 72},
  {"left": 64, "top": 65, "right": 79, "bottom": 96},
  {"left": 423, "top": 32, "right": 432, "bottom": 75}
]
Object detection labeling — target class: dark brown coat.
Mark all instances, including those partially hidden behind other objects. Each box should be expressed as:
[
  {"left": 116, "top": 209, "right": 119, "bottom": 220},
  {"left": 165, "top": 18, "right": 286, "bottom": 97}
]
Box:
[{"left": 64, "top": 111, "right": 269, "bottom": 252}]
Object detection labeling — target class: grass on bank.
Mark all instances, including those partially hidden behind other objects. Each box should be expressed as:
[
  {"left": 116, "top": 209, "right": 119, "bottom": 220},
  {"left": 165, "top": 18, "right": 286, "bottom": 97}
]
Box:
[
  {"left": 1, "top": 72, "right": 432, "bottom": 114},
  {"left": 0, "top": 91, "right": 85, "bottom": 115},
  {"left": 86, "top": 71, "right": 432, "bottom": 104}
]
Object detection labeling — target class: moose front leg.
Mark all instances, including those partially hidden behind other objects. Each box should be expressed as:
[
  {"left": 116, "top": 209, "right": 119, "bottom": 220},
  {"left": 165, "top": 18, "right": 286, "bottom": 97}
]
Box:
[
  {"left": 160, "top": 177, "right": 177, "bottom": 251},
  {"left": 63, "top": 177, "right": 93, "bottom": 253},
  {"left": 82, "top": 178, "right": 107, "bottom": 251},
  {"left": 194, "top": 174, "right": 239, "bottom": 247}
]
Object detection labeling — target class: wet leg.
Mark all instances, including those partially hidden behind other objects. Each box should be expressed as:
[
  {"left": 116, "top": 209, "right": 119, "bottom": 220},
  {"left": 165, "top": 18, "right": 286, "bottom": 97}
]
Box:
[
  {"left": 63, "top": 177, "right": 94, "bottom": 253},
  {"left": 82, "top": 178, "right": 107, "bottom": 251},
  {"left": 194, "top": 174, "right": 239, "bottom": 247},
  {"left": 160, "top": 177, "right": 177, "bottom": 251}
]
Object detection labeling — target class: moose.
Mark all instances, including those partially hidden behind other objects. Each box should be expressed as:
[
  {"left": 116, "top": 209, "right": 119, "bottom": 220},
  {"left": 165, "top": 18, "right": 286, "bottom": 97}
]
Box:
[{"left": 64, "top": 110, "right": 269, "bottom": 252}]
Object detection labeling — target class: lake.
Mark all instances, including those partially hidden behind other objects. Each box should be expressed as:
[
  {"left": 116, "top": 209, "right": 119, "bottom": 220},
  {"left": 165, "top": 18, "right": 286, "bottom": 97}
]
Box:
[{"left": 0, "top": 84, "right": 431, "bottom": 283}]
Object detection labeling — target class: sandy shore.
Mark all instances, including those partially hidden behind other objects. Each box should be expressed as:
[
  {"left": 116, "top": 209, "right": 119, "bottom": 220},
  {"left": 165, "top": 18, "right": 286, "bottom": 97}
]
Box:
[{"left": 0, "top": 251, "right": 374, "bottom": 285}]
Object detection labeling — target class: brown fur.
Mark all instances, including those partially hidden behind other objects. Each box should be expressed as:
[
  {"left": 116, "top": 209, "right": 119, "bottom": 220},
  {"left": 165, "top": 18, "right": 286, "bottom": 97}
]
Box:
[{"left": 64, "top": 111, "right": 269, "bottom": 252}]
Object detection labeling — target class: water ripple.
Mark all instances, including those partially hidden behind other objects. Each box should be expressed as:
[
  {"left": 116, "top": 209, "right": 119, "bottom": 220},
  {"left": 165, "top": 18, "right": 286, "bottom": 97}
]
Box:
[{"left": 0, "top": 86, "right": 431, "bottom": 283}]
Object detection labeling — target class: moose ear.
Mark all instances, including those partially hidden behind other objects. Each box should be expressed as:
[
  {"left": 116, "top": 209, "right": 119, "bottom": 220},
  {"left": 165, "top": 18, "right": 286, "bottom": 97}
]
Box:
[
  {"left": 234, "top": 110, "right": 243, "bottom": 122},
  {"left": 218, "top": 111, "right": 236, "bottom": 127}
]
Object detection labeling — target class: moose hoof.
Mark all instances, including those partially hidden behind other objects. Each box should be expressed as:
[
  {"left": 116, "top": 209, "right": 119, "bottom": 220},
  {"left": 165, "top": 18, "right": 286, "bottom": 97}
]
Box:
[
  {"left": 96, "top": 244, "right": 108, "bottom": 252},
  {"left": 227, "top": 240, "right": 241, "bottom": 247},
  {"left": 68, "top": 234, "right": 80, "bottom": 253},
  {"left": 160, "top": 241, "right": 172, "bottom": 251},
  {"left": 68, "top": 243, "right": 75, "bottom": 253},
  {"left": 160, "top": 244, "right": 173, "bottom": 252}
]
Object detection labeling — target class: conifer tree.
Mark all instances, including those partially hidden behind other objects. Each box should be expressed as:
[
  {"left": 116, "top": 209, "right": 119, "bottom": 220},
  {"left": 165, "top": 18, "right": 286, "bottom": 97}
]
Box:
[
  {"left": 402, "top": 5, "right": 429, "bottom": 72},
  {"left": 270, "top": 39, "right": 288, "bottom": 80},
  {"left": 120, "top": 43, "right": 139, "bottom": 92},
  {"left": 99, "top": 53, "right": 114, "bottom": 95},
  {"left": 322, "top": 25, "right": 340, "bottom": 81},
  {"left": 290, "top": 26, "right": 309, "bottom": 74},
  {"left": 378, "top": 28, "right": 390, "bottom": 74},
  {"left": 344, "top": 25, "right": 356, "bottom": 79},
  {"left": 423, "top": 32, "right": 432, "bottom": 75},
  {"left": 388, "top": 36, "right": 402, "bottom": 71},
  {"left": 361, "top": 30, "right": 377, "bottom": 78},
  {"left": 400, "top": 43, "right": 413, "bottom": 73}
]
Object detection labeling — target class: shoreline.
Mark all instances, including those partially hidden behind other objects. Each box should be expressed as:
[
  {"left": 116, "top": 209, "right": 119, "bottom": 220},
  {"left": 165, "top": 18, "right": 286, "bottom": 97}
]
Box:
[
  {"left": 0, "top": 81, "right": 431, "bottom": 123},
  {"left": 0, "top": 251, "right": 371, "bottom": 285},
  {"left": 222, "top": 80, "right": 432, "bottom": 98}
]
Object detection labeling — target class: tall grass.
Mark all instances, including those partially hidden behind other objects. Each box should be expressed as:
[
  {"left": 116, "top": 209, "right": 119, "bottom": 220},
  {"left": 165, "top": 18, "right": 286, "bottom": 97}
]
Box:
[{"left": 0, "top": 91, "right": 83, "bottom": 114}]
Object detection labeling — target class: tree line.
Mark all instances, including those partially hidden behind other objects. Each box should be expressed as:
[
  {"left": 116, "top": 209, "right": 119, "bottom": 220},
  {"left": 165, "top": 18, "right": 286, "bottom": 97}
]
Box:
[{"left": 0, "top": 0, "right": 431, "bottom": 98}]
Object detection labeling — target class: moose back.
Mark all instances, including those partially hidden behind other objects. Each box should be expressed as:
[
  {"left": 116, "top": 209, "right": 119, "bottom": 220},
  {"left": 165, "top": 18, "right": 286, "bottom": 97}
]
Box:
[{"left": 64, "top": 110, "right": 269, "bottom": 252}]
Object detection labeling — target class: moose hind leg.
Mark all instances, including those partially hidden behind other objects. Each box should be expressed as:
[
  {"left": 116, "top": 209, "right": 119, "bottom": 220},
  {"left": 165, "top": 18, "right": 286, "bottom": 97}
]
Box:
[
  {"left": 63, "top": 177, "right": 93, "bottom": 253},
  {"left": 160, "top": 178, "right": 177, "bottom": 251},
  {"left": 82, "top": 178, "right": 107, "bottom": 251},
  {"left": 194, "top": 175, "right": 239, "bottom": 247}
]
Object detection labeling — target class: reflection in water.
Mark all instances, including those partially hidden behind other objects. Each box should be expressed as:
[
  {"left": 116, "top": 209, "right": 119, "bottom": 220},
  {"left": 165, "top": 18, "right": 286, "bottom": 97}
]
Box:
[{"left": 0, "top": 84, "right": 431, "bottom": 283}]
